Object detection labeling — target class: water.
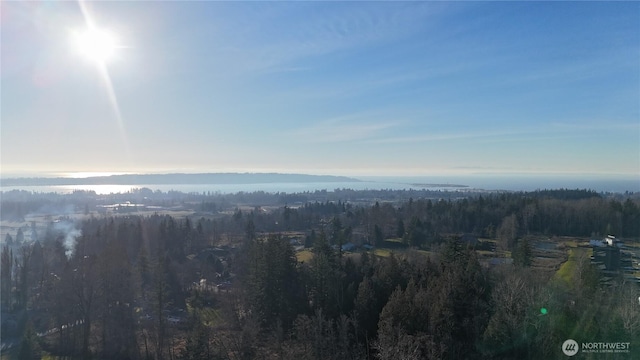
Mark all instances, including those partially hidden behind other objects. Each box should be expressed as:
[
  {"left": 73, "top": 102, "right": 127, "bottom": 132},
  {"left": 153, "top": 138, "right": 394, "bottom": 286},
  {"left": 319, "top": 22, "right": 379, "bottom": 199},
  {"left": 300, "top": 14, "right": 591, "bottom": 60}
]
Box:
[
  {"left": 361, "top": 175, "right": 640, "bottom": 193},
  {"left": 0, "top": 181, "right": 442, "bottom": 195},
  {"left": 1, "top": 175, "right": 637, "bottom": 195}
]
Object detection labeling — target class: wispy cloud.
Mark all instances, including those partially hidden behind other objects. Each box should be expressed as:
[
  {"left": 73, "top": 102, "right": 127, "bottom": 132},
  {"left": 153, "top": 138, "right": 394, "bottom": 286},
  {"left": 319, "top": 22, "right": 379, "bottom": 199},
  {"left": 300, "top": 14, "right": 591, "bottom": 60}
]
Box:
[
  {"left": 275, "top": 61, "right": 485, "bottom": 101},
  {"left": 204, "top": 2, "right": 447, "bottom": 76},
  {"left": 494, "top": 57, "right": 634, "bottom": 91},
  {"left": 550, "top": 121, "right": 639, "bottom": 131},
  {"left": 289, "top": 115, "right": 399, "bottom": 143},
  {"left": 364, "top": 120, "right": 640, "bottom": 145},
  {"left": 364, "top": 128, "right": 535, "bottom": 144}
]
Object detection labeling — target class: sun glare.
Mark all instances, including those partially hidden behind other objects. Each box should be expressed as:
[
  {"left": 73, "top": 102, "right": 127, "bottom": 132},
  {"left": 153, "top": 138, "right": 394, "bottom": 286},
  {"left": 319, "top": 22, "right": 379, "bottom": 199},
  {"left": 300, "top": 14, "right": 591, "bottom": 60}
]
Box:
[{"left": 72, "top": 27, "right": 118, "bottom": 64}]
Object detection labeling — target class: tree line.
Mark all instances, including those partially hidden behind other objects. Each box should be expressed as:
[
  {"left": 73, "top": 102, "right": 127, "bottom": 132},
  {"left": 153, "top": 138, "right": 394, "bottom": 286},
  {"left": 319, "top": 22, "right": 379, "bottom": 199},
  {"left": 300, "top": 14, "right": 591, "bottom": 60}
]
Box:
[{"left": 1, "top": 189, "right": 639, "bottom": 359}]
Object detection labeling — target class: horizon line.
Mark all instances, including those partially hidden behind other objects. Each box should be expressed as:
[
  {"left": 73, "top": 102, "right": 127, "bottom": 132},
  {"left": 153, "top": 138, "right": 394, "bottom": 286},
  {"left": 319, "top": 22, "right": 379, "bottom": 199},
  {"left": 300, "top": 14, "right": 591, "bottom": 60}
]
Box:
[{"left": 1, "top": 170, "right": 639, "bottom": 180}]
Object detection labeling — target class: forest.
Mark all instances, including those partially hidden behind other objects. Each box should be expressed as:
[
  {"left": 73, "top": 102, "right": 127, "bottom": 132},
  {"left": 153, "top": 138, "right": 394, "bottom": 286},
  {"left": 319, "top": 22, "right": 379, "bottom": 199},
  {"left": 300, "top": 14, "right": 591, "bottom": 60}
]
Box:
[{"left": 1, "top": 188, "right": 639, "bottom": 359}]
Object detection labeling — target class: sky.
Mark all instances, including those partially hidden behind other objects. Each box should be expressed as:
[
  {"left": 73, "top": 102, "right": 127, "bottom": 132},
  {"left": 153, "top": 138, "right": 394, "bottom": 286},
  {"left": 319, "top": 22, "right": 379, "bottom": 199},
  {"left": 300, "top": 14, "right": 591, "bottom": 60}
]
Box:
[{"left": 1, "top": 1, "right": 639, "bottom": 179}]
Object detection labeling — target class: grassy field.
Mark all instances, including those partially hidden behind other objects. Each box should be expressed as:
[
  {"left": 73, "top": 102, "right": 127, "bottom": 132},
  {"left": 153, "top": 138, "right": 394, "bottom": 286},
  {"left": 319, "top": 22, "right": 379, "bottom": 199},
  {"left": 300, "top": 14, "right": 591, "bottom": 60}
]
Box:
[
  {"left": 552, "top": 247, "right": 590, "bottom": 287},
  {"left": 415, "top": 249, "right": 433, "bottom": 257},
  {"left": 296, "top": 250, "right": 314, "bottom": 263},
  {"left": 293, "top": 237, "right": 590, "bottom": 277},
  {"left": 553, "top": 248, "right": 578, "bottom": 285},
  {"left": 192, "top": 307, "right": 223, "bottom": 327},
  {"left": 374, "top": 248, "right": 392, "bottom": 257}
]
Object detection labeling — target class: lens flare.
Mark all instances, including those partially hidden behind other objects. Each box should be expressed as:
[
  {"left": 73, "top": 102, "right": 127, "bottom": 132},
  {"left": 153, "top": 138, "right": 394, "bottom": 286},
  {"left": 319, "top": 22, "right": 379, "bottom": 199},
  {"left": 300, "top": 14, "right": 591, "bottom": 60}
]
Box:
[{"left": 74, "top": 0, "right": 131, "bottom": 167}]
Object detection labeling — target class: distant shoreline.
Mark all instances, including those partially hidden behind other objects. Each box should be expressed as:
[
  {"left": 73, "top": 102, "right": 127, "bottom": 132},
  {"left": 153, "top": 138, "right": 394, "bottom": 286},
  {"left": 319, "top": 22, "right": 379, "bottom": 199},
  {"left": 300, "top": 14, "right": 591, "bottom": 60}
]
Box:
[
  {"left": 0, "top": 172, "right": 361, "bottom": 187},
  {"left": 1, "top": 174, "right": 637, "bottom": 194},
  {"left": 410, "top": 183, "right": 469, "bottom": 188}
]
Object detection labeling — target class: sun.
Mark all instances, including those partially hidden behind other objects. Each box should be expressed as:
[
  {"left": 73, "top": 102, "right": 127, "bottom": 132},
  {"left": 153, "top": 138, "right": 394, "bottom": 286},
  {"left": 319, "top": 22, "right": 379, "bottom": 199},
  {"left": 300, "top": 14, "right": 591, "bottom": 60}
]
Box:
[{"left": 72, "top": 27, "right": 119, "bottom": 64}]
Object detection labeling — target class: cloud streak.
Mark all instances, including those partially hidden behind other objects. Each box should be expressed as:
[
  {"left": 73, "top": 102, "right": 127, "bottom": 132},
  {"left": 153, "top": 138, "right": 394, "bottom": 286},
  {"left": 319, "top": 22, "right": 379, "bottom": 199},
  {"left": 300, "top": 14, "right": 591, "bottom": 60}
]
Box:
[
  {"left": 364, "top": 120, "right": 640, "bottom": 145},
  {"left": 199, "top": 2, "right": 446, "bottom": 76},
  {"left": 289, "top": 115, "right": 399, "bottom": 143},
  {"left": 364, "top": 128, "right": 537, "bottom": 144}
]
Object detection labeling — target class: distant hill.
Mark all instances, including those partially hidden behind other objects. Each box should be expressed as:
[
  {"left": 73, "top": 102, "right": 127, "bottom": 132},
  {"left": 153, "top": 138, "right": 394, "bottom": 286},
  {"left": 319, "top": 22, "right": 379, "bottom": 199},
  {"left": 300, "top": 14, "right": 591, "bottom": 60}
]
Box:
[{"left": 1, "top": 173, "right": 361, "bottom": 186}]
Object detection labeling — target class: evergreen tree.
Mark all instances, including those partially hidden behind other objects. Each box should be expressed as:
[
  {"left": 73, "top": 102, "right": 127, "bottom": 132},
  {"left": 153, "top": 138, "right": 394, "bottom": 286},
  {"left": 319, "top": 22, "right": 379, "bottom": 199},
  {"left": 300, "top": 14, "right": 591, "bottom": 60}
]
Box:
[
  {"left": 512, "top": 238, "right": 532, "bottom": 267},
  {"left": 308, "top": 231, "right": 342, "bottom": 318},
  {"left": 247, "top": 235, "right": 301, "bottom": 328},
  {"left": 374, "top": 225, "right": 384, "bottom": 247},
  {"left": 18, "top": 323, "right": 41, "bottom": 360},
  {"left": 16, "top": 228, "right": 25, "bottom": 245},
  {"left": 180, "top": 322, "right": 211, "bottom": 360},
  {"left": 1, "top": 245, "right": 12, "bottom": 310},
  {"left": 396, "top": 219, "right": 405, "bottom": 239}
]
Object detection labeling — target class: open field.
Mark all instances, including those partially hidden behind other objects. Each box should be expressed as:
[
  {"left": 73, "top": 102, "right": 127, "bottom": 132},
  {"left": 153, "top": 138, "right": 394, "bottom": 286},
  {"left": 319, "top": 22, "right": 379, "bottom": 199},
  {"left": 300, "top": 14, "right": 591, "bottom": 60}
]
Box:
[
  {"left": 296, "top": 250, "right": 314, "bottom": 263},
  {"left": 553, "top": 248, "right": 582, "bottom": 286},
  {"left": 374, "top": 248, "right": 392, "bottom": 257}
]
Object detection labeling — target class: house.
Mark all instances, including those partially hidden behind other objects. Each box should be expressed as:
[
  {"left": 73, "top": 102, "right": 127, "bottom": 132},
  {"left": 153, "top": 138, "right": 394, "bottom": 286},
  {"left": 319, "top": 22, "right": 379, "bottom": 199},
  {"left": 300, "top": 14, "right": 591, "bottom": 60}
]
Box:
[
  {"left": 488, "top": 258, "right": 514, "bottom": 266},
  {"left": 196, "top": 247, "right": 228, "bottom": 261},
  {"left": 460, "top": 233, "right": 479, "bottom": 247},
  {"left": 590, "top": 235, "right": 623, "bottom": 248},
  {"left": 167, "top": 316, "right": 182, "bottom": 325},
  {"left": 605, "top": 235, "right": 623, "bottom": 247},
  {"left": 592, "top": 236, "right": 622, "bottom": 271},
  {"left": 341, "top": 242, "right": 356, "bottom": 252}
]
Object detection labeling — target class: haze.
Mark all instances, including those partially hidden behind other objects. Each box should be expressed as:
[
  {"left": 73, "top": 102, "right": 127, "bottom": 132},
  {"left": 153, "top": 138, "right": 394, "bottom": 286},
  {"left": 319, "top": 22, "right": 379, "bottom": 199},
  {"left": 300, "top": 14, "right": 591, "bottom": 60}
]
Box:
[{"left": 1, "top": 1, "right": 638, "bottom": 178}]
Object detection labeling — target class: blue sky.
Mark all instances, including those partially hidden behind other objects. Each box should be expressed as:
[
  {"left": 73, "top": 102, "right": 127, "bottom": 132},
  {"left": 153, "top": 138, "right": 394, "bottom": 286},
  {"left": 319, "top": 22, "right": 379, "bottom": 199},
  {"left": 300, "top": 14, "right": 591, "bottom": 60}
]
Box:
[{"left": 2, "top": 1, "right": 639, "bottom": 178}]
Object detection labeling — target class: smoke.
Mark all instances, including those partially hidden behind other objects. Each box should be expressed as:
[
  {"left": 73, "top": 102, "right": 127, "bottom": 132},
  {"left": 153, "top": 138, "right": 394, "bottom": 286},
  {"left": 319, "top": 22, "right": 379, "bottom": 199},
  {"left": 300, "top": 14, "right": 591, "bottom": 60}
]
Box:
[{"left": 53, "top": 220, "right": 82, "bottom": 258}]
